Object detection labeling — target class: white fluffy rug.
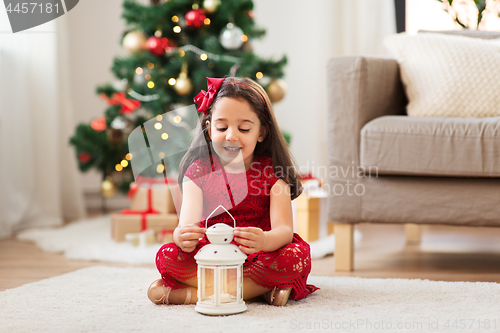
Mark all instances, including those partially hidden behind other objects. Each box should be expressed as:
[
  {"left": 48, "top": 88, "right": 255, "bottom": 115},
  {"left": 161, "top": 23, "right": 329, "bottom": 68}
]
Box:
[
  {"left": 16, "top": 216, "right": 160, "bottom": 265},
  {"left": 16, "top": 215, "right": 350, "bottom": 264},
  {"left": 1, "top": 266, "right": 499, "bottom": 333}
]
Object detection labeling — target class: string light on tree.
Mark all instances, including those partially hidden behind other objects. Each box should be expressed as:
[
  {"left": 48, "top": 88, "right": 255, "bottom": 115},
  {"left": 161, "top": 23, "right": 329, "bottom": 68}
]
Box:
[{"left": 101, "top": 176, "right": 117, "bottom": 198}]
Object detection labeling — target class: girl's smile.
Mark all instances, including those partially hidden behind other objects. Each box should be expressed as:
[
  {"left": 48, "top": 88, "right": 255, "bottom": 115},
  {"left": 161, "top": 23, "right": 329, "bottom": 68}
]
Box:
[{"left": 207, "top": 97, "right": 265, "bottom": 171}]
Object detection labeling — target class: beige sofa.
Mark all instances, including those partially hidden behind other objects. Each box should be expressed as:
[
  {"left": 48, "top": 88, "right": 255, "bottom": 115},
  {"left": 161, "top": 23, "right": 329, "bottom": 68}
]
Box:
[{"left": 326, "top": 33, "right": 500, "bottom": 272}]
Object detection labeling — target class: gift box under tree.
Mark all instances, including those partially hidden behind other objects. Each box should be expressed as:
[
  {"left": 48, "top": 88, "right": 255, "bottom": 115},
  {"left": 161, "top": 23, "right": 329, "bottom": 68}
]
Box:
[{"left": 111, "top": 180, "right": 180, "bottom": 242}]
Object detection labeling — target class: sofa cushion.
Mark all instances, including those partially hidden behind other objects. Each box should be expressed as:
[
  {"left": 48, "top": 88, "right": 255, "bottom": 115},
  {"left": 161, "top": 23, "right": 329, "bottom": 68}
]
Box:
[
  {"left": 360, "top": 116, "right": 500, "bottom": 177},
  {"left": 384, "top": 33, "right": 500, "bottom": 117}
]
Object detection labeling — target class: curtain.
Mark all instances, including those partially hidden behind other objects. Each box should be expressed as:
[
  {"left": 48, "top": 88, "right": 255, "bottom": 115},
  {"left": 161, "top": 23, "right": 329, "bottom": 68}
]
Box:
[
  {"left": 334, "top": 0, "right": 397, "bottom": 56},
  {"left": 0, "top": 15, "right": 85, "bottom": 239}
]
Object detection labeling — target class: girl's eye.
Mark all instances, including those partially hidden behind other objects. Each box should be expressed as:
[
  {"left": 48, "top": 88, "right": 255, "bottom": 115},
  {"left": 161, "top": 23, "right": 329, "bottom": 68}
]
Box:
[
  {"left": 216, "top": 127, "right": 227, "bottom": 132},
  {"left": 239, "top": 129, "right": 250, "bottom": 133}
]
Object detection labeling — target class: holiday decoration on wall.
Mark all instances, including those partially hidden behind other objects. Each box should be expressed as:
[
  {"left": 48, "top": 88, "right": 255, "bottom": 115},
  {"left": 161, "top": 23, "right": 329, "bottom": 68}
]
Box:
[{"left": 70, "top": 0, "right": 288, "bottom": 198}]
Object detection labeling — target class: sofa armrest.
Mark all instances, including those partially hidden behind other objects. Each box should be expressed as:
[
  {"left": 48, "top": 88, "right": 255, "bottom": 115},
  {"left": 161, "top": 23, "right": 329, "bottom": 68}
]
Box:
[
  {"left": 327, "top": 56, "right": 406, "bottom": 171},
  {"left": 326, "top": 56, "right": 406, "bottom": 222}
]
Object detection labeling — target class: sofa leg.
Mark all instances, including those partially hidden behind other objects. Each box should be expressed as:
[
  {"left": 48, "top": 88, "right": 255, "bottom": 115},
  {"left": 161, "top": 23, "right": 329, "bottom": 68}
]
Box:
[
  {"left": 405, "top": 224, "right": 421, "bottom": 245},
  {"left": 333, "top": 223, "right": 354, "bottom": 272}
]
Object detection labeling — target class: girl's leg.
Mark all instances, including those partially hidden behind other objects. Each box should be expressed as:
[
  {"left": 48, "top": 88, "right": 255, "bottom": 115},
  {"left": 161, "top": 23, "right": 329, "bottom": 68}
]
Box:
[
  {"left": 149, "top": 276, "right": 270, "bottom": 305},
  {"left": 243, "top": 278, "right": 271, "bottom": 300},
  {"left": 148, "top": 278, "right": 198, "bottom": 305},
  {"left": 168, "top": 277, "right": 198, "bottom": 304}
]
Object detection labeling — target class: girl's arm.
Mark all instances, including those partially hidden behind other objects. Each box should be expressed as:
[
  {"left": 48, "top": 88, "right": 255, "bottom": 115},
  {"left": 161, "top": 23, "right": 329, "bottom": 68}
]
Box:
[
  {"left": 234, "top": 179, "right": 293, "bottom": 253},
  {"left": 173, "top": 177, "right": 206, "bottom": 252}
]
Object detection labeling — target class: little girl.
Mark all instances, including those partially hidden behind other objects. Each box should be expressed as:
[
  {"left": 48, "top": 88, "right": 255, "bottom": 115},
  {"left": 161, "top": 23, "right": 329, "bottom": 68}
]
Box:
[{"left": 148, "top": 77, "right": 318, "bottom": 306}]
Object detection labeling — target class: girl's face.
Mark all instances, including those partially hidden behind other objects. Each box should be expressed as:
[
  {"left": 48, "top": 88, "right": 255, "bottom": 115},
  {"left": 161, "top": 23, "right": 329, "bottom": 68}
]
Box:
[{"left": 207, "top": 97, "right": 265, "bottom": 171}]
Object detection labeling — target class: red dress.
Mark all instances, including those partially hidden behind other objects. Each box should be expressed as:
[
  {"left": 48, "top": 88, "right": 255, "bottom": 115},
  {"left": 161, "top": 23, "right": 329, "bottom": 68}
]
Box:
[{"left": 155, "top": 154, "right": 318, "bottom": 300}]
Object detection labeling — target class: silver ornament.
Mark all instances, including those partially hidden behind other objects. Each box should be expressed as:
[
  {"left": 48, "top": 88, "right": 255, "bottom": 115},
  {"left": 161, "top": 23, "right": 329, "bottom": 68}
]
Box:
[
  {"left": 219, "top": 23, "right": 244, "bottom": 50},
  {"left": 110, "top": 116, "right": 128, "bottom": 130},
  {"left": 112, "top": 78, "right": 128, "bottom": 91}
]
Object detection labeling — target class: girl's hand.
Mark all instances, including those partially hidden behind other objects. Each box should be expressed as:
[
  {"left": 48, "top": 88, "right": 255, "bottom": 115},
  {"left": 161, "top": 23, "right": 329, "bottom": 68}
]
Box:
[
  {"left": 233, "top": 227, "right": 265, "bottom": 254},
  {"left": 175, "top": 225, "right": 206, "bottom": 253}
]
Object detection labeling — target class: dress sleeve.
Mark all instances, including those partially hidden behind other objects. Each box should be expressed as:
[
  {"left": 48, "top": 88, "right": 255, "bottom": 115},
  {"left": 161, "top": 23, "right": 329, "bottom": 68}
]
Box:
[{"left": 184, "top": 159, "right": 207, "bottom": 189}]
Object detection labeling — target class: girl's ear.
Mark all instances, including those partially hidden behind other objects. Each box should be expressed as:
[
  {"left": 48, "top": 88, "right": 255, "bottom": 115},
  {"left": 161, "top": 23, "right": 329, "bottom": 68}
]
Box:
[
  {"left": 258, "top": 127, "right": 267, "bottom": 142},
  {"left": 206, "top": 120, "right": 212, "bottom": 139}
]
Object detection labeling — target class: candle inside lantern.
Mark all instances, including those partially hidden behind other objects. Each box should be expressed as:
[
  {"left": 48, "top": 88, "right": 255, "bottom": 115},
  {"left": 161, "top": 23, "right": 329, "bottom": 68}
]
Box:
[{"left": 210, "top": 292, "right": 234, "bottom": 303}]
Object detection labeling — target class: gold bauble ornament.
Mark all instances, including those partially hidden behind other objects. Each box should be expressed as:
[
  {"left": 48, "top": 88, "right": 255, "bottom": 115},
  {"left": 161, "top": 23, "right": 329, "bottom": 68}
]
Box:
[
  {"left": 203, "top": 0, "right": 220, "bottom": 13},
  {"left": 174, "top": 73, "right": 194, "bottom": 95},
  {"left": 174, "top": 63, "right": 194, "bottom": 96},
  {"left": 101, "top": 176, "right": 117, "bottom": 198},
  {"left": 267, "top": 79, "right": 287, "bottom": 103},
  {"left": 122, "top": 31, "right": 148, "bottom": 54}
]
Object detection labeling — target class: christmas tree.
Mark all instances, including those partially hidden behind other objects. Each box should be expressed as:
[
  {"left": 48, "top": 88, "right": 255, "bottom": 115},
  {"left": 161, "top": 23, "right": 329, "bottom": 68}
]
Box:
[{"left": 69, "top": 0, "right": 288, "bottom": 198}]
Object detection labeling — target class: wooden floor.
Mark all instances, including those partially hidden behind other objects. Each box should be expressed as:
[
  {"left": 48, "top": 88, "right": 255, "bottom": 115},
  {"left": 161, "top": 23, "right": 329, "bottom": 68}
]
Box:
[{"left": 1, "top": 223, "right": 500, "bottom": 291}]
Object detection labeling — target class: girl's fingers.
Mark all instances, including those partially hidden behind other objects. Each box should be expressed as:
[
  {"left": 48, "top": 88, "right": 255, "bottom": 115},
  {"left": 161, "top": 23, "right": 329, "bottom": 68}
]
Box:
[
  {"left": 239, "top": 245, "right": 256, "bottom": 254},
  {"left": 233, "top": 231, "right": 256, "bottom": 240},
  {"left": 183, "top": 246, "right": 195, "bottom": 253},
  {"left": 234, "top": 237, "right": 255, "bottom": 247},
  {"left": 179, "top": 232, "right": 205, "bottom": 240},
  {"left": 181, "top": 226, "right": 206, "bottom": 233}
]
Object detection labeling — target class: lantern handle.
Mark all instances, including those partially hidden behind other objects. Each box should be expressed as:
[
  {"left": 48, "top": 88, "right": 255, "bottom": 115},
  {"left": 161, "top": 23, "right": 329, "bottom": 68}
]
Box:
[{"left": 205, "top": 205, "right": 236, "bottom": 228}]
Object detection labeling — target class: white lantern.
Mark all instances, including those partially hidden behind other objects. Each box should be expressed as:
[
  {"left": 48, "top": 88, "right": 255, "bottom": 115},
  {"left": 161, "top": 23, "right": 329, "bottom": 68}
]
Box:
[{"left": 194, "top": 205, "right": 247, "bottom": 315}]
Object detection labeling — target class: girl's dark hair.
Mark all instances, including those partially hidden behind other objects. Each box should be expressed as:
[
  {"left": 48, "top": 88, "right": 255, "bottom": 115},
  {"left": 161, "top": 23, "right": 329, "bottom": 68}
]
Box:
[{"left": 178, "top": 77, "right": 302, "bottom": 200}]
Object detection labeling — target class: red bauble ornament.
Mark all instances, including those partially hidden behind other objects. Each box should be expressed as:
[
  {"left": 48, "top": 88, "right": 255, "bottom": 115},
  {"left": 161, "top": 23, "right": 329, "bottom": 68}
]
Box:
[
  {"left": 90, "top": 116, "right": 107, "bottom": 132},
  {"left": 147, "top": 36, "right": 165, "bottom": 56},
  {"left": 185, "top": 9, "right": 206, "bottom": 28},
  {"left": 147, "top": 36, "right": 176, "bottom": 56},
  {"left": 78, "top": 152, "right": 92, "bottom": 163}
]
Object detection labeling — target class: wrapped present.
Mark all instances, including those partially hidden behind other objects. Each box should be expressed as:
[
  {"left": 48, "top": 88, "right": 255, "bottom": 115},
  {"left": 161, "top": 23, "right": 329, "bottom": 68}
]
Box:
[
  {"left": 299, "top": 172, "right": 323, "bottom": 189},
  {"left": 128, "top": 182, "right": 176, "bottom": 215},
  {"left": 295, "top": 174, "right": 332, "bottom": 242},
  {"left": 125, "top": 229, "right": 156, "bottom": 247},
  {"left": 111, "top": 213, "right": 178, "bottom": 242}
]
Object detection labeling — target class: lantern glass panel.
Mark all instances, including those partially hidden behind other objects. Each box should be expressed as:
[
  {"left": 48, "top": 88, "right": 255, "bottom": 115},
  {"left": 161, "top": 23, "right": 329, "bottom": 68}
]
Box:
[
  {"left": 200, "top": 267, "right": 214, "bottom": 302},
  {"left": 218, "top": 266, "right": 238, "bottom": 303}
]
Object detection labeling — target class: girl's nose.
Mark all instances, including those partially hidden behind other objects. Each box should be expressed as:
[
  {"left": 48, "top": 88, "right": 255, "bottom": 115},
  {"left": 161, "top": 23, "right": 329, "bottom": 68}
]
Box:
[{"left": 226, "top": 128, "right": 238, "bottom": 141}]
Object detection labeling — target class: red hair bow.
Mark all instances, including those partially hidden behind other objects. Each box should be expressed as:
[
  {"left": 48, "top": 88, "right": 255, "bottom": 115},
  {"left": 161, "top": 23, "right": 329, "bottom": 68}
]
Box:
[{"left": 194, "top": 77, "right": 225, "bottom": 115}]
